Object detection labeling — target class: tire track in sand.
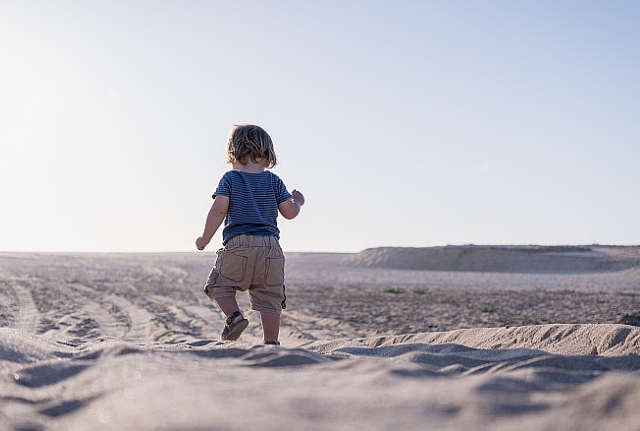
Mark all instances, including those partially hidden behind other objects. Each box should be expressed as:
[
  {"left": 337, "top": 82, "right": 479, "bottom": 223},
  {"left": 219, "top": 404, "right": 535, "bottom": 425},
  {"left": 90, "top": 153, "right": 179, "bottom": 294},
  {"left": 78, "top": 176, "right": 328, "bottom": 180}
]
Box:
[
  {"left": 8, "top": 281, "right": 41, "bottom": 333},
  {"left": 51, "top": 283, "right": 127, "bottom": 340},
  {"left": 63, "top": 282, "right": 155, "bottom": 342},
  {"left": 107, "top": 292, "right": 154, "bottom": 342}
]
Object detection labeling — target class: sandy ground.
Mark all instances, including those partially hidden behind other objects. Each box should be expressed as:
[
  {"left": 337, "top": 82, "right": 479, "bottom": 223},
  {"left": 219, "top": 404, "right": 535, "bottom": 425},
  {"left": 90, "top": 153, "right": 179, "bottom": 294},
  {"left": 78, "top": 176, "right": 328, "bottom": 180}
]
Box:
[{"left": 1, "top": 246, "right": 640, "bottom": 430}]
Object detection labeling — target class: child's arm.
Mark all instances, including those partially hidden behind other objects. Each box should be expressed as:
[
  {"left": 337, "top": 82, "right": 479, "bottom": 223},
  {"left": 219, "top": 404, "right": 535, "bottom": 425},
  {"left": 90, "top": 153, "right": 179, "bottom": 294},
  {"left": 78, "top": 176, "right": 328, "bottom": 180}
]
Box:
[
  {"left": 196, "top": 195, "right": 230, "bottom": 250},
  {"left": 279, "top": 189, "right": 305, "bottom": 220}
]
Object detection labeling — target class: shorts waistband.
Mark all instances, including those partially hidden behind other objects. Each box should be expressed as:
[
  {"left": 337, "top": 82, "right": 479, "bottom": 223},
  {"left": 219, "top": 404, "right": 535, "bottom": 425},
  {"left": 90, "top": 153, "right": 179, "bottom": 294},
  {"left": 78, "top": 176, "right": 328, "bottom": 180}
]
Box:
[{"left": 226, "top": 235, "right": 280, "bottom": 247}]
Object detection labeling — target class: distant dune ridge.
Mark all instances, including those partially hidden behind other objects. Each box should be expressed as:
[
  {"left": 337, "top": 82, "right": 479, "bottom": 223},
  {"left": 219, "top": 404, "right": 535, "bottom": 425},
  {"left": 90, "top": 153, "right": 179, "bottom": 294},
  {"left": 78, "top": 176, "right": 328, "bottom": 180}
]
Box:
[
  {"left": 345, "top": 245, "right": 640, "bottom": 273},
  {"left": 2, "top": 250, "right": 640, "bottom": 430}
]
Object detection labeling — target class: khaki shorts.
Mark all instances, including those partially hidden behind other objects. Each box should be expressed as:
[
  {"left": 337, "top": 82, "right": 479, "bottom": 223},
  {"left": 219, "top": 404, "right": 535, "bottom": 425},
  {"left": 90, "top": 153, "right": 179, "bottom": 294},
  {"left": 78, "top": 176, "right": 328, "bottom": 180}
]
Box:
[{"left": 204, "top": 235, "right": 286, "bottom": 314}]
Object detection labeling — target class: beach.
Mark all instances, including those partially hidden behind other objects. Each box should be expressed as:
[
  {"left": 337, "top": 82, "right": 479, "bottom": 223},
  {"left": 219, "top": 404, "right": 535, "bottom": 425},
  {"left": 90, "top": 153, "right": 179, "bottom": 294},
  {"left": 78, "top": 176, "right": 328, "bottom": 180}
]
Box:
[{"left": 1, "top": 246, "right": 640, "bottom": 430}]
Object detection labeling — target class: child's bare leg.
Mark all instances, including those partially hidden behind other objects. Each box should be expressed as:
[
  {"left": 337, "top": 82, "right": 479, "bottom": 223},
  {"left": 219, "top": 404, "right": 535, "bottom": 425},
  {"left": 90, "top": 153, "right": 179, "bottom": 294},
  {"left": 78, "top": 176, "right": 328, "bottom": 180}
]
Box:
[
  {"left": 260, "top": 311, "right": 280, "bottom": 343},
  {"left": 215, "top": 296, "right": 242, "bottom": 318}
]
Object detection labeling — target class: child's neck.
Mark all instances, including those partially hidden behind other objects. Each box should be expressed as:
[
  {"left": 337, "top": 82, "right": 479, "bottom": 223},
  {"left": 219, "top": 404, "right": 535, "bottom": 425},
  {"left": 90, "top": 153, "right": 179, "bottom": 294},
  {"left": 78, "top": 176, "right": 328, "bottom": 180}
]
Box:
[{"left": 233, "top": 159, "right": 266, "bottom": 173}]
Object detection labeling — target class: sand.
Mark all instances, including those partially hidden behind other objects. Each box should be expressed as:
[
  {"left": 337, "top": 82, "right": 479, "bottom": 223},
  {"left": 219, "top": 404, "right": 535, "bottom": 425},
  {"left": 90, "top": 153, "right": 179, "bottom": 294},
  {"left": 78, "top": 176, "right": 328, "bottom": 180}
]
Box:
[{"left": 1, "top": 246, "right": 640, "bottom": 430}]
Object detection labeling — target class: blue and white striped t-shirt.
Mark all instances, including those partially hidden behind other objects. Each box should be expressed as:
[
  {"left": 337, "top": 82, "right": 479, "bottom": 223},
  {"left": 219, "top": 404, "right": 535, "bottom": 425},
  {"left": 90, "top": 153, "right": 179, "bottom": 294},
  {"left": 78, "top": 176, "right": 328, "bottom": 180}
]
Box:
[{"left": 213, "top": 170, "right": 292, "bottom": 244}]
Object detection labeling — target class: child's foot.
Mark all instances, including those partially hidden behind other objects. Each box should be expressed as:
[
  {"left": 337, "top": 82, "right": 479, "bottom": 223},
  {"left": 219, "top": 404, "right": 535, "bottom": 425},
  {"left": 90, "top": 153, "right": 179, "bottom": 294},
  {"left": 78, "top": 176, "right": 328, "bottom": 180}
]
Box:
[
  {"left": 264, "top": 340, "right": 280, "bottom": 346},
  {"left": 221, "top": 311, "right": 248, "bottom": 341}
]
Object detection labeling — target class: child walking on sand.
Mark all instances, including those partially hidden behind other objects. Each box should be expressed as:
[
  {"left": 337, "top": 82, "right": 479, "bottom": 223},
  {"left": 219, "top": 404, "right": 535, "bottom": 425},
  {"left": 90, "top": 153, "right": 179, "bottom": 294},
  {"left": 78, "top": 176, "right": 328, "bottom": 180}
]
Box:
[{"left": 196, "top": 124, "right": 304, "bottom": 345}]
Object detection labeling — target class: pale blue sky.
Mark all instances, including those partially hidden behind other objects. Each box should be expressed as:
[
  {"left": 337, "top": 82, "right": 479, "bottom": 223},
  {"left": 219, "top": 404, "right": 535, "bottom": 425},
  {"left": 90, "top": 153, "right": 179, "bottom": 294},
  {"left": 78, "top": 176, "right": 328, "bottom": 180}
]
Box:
[{"left": 1, "top": 1, "right": 639, "bottom": 252}]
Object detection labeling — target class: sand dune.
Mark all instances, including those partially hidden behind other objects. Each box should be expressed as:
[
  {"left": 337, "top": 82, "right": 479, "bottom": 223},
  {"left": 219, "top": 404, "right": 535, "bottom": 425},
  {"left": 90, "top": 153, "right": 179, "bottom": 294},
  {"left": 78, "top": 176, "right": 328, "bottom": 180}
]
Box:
[
  {"left": 345, "top": 245, "right": 640, "bottom": 273},
  {"left": 1, "top": 250, "right": 640, "bottom": 430}
]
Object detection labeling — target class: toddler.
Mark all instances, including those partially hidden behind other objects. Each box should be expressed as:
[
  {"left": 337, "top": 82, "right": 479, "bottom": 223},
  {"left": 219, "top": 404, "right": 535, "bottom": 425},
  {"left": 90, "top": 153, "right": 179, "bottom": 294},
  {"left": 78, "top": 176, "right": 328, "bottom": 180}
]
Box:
[{"left": 196, "top": 124, "right": 304, "bottom": 345}]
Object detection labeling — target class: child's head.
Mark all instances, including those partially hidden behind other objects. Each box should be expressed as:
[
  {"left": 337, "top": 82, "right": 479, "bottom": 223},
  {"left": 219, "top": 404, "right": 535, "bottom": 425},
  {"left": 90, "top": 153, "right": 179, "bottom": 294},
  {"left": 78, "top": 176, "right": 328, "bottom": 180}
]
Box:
[{"left": 226, "top": 124, "right": 277, "bottom": 168}]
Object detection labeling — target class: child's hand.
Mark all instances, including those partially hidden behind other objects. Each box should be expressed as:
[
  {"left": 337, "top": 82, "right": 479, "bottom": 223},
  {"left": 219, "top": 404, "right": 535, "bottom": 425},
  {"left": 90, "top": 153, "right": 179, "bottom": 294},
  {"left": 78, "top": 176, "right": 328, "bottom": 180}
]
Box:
[
  {"left": 195, "top": 236, "right": 209, "bottom": 251},
  {"left": 292, "top": 189, "right": 305, "bottom": 206}
]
